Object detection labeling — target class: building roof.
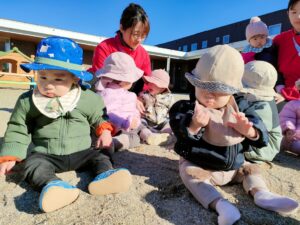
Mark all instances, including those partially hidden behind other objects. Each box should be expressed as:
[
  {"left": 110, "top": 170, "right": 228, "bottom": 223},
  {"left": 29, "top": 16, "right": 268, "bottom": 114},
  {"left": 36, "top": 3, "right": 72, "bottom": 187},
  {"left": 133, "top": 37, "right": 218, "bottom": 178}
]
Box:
[{"left": 0, "top": 18, "right": 247, "bottom": 60}]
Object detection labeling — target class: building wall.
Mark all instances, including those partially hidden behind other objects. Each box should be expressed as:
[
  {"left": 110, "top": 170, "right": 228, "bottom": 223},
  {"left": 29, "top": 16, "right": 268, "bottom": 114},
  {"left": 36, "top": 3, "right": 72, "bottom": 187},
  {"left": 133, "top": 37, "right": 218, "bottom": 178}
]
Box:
[{"left": 157, "top": 9, "right": 290, "bottom": 51}]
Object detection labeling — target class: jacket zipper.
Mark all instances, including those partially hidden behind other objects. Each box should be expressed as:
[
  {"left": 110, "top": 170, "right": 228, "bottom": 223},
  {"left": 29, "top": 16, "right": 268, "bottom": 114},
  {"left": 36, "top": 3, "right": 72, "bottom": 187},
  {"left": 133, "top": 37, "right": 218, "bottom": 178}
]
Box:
[{"left": 59, "top": 114, "right": 68, "bottom": 155}]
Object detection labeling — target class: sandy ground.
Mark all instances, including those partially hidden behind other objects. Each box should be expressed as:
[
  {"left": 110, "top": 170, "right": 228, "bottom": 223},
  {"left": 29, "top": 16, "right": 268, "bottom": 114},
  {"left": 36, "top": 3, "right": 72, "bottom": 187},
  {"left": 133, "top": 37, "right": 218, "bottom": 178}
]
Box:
[{"left": 0, "top": 87, "right": 299, "bottom": 225}]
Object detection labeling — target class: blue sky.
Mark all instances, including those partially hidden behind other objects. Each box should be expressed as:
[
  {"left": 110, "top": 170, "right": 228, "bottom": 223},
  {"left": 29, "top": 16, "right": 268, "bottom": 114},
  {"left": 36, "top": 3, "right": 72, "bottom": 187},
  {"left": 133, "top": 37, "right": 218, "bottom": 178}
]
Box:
[{"left": 1, "top": 0, "right": 289, "bottom": 45}]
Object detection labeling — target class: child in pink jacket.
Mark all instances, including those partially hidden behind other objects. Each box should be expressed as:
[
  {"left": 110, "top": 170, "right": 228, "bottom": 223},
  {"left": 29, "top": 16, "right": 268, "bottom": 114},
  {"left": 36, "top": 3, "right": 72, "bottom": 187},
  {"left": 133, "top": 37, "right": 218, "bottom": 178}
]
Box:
[
  {"left": 95, "top": 52, "right": 142, "bottom": 150},
  {"left": 279, "top": 79, "right": 300, "bottom": 155}
]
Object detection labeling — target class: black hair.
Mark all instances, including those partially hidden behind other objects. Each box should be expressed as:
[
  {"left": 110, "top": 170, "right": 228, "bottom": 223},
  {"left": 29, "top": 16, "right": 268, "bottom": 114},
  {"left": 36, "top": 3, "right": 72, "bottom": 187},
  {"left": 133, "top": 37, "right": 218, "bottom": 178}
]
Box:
[
  {"left": 120, "top": 3, "right": 150, "bottom": 36},
  {"left": 288, "top": 0, "right": 300, "bottom": 10}
]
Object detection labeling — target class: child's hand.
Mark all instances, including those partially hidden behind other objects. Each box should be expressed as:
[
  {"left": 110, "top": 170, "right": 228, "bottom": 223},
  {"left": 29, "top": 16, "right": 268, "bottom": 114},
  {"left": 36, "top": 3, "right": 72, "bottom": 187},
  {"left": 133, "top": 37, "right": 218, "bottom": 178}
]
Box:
[
  {"left": 189, "top": 101, "right": 210, "bottom": 134},
  {"left": 130, "top": 117, "right": 140, "bottom": 130},
  {"left": 0, "top": 161, "right": 16, "bottom": 175},
  {"left": 136, "top": 98, "right": 145, "bottom": 115},
  {"left": 96, "top": 130, "right": 112, "bottom": 149},
  {"left": 227, "top": 112, "right": 257, "bottom": 138}
]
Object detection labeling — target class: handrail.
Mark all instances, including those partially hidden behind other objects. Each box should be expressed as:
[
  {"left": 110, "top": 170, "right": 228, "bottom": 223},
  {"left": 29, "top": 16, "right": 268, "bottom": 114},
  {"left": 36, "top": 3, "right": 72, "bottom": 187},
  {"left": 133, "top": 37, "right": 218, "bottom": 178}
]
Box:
[{"left": 0, "top": 80, "right": 36, "bottom": 85}]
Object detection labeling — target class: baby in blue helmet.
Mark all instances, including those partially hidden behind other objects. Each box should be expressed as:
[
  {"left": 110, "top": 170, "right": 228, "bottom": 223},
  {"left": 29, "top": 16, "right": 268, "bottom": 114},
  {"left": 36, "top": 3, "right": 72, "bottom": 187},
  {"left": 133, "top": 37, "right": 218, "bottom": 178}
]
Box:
[{"left": 0, "top": 36, "right": 132, "bottom": 213}]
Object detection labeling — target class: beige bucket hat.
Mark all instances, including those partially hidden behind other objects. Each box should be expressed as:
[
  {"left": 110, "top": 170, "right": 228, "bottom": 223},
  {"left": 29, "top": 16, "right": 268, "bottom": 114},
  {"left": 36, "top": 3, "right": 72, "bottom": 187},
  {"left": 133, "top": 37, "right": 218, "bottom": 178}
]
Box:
[
  {"left": 185, "top": 45, "right": 244, "bottom": 94},
  {"left": 242, "top": 61, "right": 277, "bottom": 101}
]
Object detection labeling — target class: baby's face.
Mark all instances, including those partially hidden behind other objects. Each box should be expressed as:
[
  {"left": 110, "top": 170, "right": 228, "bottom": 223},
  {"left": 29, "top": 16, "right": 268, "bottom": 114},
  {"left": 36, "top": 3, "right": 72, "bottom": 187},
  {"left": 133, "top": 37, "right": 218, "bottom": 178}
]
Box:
[
  {"left": 249, "top": 34, "right": 267, "bottom": 48},
  {"left": 101, "top": 77, "right": 132, "bottom": 90},
  {"left": 147, "top": 82, "right": 166, "bottom": 95},
  {"left": 195, "top": 88, "right": 231, "bottom": 109},
  {"left": 100, "top": 77, "right": 114, "bottom": 88},
  {"left": 37, "top": 70, "right": 77, "bottom": 97}
]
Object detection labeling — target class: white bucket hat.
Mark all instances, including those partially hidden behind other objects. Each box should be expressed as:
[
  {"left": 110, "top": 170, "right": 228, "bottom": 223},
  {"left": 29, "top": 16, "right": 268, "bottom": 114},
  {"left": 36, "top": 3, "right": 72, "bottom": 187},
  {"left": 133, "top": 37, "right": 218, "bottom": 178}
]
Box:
[
  {"left": 95, "top": 52, "right": 143, "bottom": 83},
  {"left": 242, "top": 61, "right": 277, "bottom": 101},
  {"left": 185, "top": 45, "right": 244, "bottom": 94}
]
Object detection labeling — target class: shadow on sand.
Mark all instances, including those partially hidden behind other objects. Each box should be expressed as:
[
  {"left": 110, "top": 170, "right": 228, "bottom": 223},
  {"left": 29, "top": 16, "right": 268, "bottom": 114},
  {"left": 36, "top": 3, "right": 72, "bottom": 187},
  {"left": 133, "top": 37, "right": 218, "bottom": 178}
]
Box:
[{"left": 272, "top": 151, "right": 300, "bottom": 171}]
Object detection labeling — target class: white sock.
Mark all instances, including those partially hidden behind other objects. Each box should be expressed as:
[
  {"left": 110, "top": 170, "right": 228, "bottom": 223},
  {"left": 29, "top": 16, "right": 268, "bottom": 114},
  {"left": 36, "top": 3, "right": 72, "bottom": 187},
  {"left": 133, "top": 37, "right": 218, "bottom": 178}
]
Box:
[
  {"left": 254, "top": 190, "right": 299, "bottom": 213},
  {"left": 215, "top": 199, "right": 241, "bottom": 225}
]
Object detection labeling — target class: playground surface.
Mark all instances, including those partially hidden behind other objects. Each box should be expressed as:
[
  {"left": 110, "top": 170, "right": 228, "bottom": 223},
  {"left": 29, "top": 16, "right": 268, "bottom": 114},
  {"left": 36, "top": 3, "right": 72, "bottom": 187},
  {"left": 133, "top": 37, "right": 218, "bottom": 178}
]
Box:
[{"left": 0, "top": 87, "right": 299, "bottom": 225}]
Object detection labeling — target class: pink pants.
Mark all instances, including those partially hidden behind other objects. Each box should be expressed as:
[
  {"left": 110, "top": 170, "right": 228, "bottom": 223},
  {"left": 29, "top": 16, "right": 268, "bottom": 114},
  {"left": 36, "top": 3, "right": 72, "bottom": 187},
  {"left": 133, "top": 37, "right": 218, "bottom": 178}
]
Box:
[{"left": 179, "top": 158, "right": 269, "bottom": 209}]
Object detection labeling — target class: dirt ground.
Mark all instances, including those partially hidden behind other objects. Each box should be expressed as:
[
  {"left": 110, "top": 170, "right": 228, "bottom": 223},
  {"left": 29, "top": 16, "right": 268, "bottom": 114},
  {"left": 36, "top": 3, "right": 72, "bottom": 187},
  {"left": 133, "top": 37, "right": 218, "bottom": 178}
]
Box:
[{"left": 0, "top": 87, "right": 299, "bottom": 225}]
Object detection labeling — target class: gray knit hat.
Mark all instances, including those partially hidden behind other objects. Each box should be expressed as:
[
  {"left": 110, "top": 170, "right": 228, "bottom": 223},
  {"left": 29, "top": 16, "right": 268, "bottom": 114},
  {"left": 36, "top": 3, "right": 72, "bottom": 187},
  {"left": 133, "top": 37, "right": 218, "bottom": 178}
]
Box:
[{"left": 185, "top": 45, "right": 244, "bottom": 94}]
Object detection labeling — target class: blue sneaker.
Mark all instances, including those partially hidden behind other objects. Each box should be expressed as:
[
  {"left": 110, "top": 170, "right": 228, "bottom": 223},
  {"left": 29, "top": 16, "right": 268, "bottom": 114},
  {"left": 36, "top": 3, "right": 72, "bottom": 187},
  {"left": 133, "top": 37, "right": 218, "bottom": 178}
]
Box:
[
  {"left": 88, "top": 168, "right": 132, "bottom": 196},
  {"left": 39, "top": 180, "right": 80, "bottom": 213}
]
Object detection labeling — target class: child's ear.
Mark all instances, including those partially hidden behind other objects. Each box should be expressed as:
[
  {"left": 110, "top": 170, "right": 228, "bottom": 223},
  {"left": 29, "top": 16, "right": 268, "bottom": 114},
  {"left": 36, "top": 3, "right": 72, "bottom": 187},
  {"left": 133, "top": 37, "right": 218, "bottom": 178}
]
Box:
[{"left": 119, "top": 24, "right": 124, "bottom": 32}]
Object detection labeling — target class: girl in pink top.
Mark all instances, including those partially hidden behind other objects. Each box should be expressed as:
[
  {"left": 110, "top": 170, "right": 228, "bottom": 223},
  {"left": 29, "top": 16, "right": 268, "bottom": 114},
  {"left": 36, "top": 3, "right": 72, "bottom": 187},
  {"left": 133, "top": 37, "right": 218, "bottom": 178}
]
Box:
[{"left": 89, "top": 3, "right": 151, "bottom": 96}]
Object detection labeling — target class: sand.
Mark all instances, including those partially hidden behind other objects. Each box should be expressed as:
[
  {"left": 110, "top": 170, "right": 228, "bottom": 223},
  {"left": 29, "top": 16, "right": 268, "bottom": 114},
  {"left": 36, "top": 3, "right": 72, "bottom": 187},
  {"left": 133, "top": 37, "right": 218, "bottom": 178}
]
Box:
[{"left": 0, "top": 87, "right": 299, "bottom": 225}]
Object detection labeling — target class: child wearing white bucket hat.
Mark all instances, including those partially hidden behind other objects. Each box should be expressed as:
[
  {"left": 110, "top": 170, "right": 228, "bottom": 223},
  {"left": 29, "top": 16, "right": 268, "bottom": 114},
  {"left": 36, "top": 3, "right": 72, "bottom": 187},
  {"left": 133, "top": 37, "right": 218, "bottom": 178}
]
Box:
[
  {"left": 169, "top": 45, "right": 298, "bottom": 225},
  {"left": 242, "top": 16, "right": 277, "bottom": 67},
  {"left": 95, "top": 52, "right": 143, "bottom": 150},
  {"left": 138, "top": 69, "right": 174, "bottom": 145},
  {"left": 240, "top": 61, "right": 282, "bottom": 163}
]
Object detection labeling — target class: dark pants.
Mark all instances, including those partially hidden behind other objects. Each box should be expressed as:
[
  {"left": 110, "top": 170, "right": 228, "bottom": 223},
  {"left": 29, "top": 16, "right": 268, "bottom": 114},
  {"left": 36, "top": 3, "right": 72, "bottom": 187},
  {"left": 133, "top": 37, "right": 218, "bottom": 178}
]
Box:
[{"left": 20, "top": 148, "right": 114, "bottom": 191}]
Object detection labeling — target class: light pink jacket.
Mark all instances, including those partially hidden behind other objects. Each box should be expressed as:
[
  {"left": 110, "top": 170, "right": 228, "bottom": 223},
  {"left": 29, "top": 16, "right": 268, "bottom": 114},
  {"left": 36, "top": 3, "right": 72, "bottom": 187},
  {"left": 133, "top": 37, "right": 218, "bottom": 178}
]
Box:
[
  {"left": 279, "top": 100, "right": 300, "bottom": 133},
  {"left": 97, "top": 87, "right": 141, "bottom": 131}
]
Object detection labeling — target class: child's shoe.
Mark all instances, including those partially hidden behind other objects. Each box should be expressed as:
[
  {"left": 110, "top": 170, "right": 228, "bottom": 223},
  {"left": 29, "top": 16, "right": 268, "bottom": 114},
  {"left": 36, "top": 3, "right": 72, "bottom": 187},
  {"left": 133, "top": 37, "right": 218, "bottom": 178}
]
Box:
[
  {"left": 146, "top": 133, "right": 171, "bottom": 146},
  {"left": 39, "top": 180, "right": 80, "bottom": 213},
  {"left": 88, "top": 168, "right": 132, "bottom": 196}
]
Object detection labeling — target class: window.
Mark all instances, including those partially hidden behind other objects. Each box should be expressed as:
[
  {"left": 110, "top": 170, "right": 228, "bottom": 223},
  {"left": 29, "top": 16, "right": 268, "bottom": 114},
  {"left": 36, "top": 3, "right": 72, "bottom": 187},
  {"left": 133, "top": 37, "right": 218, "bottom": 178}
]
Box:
[
  {"left": 216, "top": 37, "right": 220, "bottom": 43},
  {"left": 0, "top": 38, "right": 10, "bottom": 51},
  {"left": 223, "top": 35, "right": 230, "bottom": 44},
  {"left": 191, "top": 43, "right": 198, "bottom": 51},
  {"left": 178, "top": 46, "right": 182, "bottom": 51},
  {"left": 201, "top": 40, "right": 208, "bottom": 49},
  {"left": 182, "top": 45, "right": 188, "bottom": 52},
  {"left": 269, "top": 24, "right": 282, "bottom": 36}
]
